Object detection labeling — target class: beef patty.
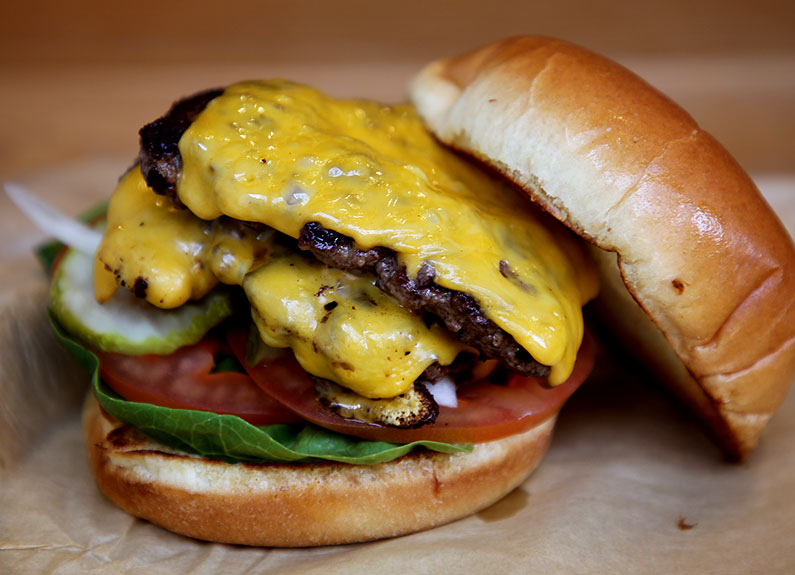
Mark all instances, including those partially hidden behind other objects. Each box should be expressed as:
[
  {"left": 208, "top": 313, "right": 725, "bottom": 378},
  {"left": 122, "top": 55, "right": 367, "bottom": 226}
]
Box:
[
  {"left": 298, "top": 223, "right": 548, "bottom": 377},
  {"left": 138, "top": 88, "right": 550, "bottom": 379},
  {"left": 139, "top": 88, "right": 223, "bottom": 200}
]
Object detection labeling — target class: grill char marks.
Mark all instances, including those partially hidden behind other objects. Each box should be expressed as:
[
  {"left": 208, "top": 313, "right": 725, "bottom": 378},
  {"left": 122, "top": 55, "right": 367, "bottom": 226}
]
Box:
[
  {"left": 315, "top": 379, "right": 440, "bottom": 429},
  {"left": 299, "top": 222, "right": 550, "bottom": 378},
  {"left": 139, "top": 88, "right": 224, "bottom": 200}
]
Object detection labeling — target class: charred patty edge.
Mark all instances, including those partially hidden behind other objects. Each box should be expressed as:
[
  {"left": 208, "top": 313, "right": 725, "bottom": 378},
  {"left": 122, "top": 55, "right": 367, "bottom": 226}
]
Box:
[
  {"left": 139, "top": 87, "right": 224, "bottom": 200},
  {"left": 298, "top": 222, "right": 549, "bottom": 378}
]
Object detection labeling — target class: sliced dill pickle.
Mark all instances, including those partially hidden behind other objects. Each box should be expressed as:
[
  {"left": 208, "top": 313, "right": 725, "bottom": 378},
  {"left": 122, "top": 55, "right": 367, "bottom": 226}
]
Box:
[{"left": 50, "top": 248, "right": 233, "bottom": 355}]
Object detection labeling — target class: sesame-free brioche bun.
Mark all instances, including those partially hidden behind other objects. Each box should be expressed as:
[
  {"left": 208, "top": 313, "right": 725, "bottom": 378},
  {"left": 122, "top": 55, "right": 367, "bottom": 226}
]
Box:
[
  {"left": 82, "top": 393, "right": 555, "bottom": 546},
  {"left": 409, "top": 36, "right": 795, "bottom": 459}
]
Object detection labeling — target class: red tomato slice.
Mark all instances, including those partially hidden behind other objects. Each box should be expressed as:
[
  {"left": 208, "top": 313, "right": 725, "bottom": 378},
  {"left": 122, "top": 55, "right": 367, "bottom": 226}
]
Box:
[
  {"left": 98, "top": 338, "right": 302, "bottom": 426},
  {"left": 229, "top": 329, "right": 595, "bottom": 444}
]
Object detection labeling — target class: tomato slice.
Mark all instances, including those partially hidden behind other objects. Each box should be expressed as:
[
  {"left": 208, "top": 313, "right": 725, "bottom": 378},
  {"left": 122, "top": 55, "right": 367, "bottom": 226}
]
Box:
[
  {"left": 98, "top": 337, "right": 302, "bottom": 426},
  {"left": 229, "top": 329, "right": 595, "bottom": 444}
]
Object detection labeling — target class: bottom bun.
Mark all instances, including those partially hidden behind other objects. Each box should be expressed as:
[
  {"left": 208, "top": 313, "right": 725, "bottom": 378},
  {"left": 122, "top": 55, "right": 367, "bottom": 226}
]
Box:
[{"left": 82, "top": 393, "right": 555, "bottom": 546}]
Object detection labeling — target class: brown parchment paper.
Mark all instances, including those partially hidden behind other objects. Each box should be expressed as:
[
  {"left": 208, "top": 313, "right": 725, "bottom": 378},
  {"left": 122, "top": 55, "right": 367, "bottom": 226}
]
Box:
[{"left": 1, "top": 159, "right": 793, "bottom": 574}]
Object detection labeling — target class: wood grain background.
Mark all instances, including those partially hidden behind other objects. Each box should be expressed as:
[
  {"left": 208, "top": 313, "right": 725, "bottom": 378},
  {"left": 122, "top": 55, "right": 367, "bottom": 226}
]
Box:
[{"left": 1, "top": 0, "right": 794, "bottom": 179}]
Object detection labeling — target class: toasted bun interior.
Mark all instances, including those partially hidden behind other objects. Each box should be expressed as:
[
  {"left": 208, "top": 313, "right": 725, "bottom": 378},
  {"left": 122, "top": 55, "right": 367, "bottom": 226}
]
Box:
[
  {"left": 83, "top": 393, "right": 556, "bottom": 546},
  {"left": 410, "top": 36, "right": 795, "bottom": 459}
]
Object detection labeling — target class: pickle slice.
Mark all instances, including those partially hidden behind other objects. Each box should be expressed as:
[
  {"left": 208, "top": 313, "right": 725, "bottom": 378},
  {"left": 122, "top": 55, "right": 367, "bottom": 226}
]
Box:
[{"left": 50, "top": 248, "right": 234, "bottom": 355}]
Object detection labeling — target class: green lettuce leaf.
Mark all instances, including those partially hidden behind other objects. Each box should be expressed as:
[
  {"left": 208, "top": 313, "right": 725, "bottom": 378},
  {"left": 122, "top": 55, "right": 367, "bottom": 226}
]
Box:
[{"left": 51, "top": 314, "right": 470, "bottom": 465}]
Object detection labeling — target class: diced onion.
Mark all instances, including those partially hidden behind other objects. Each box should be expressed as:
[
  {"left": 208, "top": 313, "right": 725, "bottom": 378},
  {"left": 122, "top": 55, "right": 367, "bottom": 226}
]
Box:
[{"left": 425, "top": 377, "right": 458, "bottom": 408}]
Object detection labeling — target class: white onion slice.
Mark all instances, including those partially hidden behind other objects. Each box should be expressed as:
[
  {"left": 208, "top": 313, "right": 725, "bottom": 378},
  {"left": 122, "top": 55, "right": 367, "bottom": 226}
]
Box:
[
  {"left": 425, "top": 377, "right": 458, "bottom": 408},
  {"left": 4, "top": 182, "right": 102, "bottom": 255}
]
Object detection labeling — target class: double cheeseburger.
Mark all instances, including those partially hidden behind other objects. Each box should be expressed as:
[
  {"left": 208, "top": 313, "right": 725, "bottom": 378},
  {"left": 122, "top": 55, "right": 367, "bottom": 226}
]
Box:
[{"left": 49, "top": 37, "right": 794, "bottom": 546}]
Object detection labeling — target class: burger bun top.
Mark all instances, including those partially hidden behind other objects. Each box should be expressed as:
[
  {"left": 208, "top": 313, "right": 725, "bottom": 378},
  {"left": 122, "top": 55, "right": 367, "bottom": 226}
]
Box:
[{"left": 410, "top": 36, "right": 795, "bottom": 459}]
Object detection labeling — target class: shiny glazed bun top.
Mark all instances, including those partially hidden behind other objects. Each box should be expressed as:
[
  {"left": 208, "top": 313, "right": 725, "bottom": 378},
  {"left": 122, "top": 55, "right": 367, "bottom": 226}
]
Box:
[{"left": 410, "top": 36, "right": 795, "bottom": 459}]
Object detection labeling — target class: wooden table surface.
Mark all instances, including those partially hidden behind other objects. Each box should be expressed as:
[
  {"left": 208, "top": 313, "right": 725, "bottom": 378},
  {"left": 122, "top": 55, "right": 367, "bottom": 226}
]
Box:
[{"left": 2, "top": 0, "right": 795, "bottom": 181}]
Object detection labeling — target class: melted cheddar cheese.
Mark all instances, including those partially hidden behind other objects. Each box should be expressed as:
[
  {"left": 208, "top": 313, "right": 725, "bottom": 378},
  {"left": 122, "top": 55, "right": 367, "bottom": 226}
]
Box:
[
  {"left": 177, "top": 81, "right": 597, "bottom": 384},
  {"left": 95, "top": 168, "right": 273, "bottom": 308},
  {"left": 244, "top": 246, "right": 462, "bottom": 398},
  {"left": 95, "top": 169, "right": 462, "bottom": 397}
]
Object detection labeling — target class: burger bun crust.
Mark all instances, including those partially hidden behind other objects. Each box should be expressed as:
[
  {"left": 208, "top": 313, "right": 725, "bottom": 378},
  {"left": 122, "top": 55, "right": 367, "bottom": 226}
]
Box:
[
  {"left": 83, "top": 393, "right": 555, "bottom": 546},
  {"left": 410, "top": 36, "right": 795, "bottom": 459}
]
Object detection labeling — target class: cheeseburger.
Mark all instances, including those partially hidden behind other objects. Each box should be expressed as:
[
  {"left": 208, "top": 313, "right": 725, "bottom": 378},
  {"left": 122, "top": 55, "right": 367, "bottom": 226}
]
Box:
[{"left": 45, "top": 37, "right": 794, "bottom": 546}]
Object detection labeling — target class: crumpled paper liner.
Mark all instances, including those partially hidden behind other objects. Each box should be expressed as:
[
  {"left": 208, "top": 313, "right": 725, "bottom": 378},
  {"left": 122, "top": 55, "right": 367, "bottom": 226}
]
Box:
[{"left": 1, "top": 160, "right": 793, "bottom": 574}]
